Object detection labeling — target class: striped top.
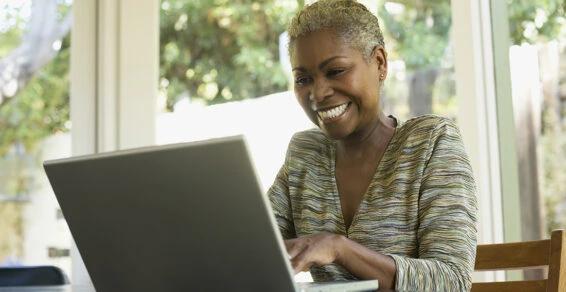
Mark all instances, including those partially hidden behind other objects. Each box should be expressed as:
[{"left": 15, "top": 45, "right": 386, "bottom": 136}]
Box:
[{"left": 268, "top": 115, "right": 478, "bottom": 291}]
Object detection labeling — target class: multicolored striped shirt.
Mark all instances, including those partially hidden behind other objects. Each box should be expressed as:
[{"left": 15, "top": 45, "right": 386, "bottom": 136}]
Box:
[{"left": 268, "top": 115, "right": 478, "bottom": 291}]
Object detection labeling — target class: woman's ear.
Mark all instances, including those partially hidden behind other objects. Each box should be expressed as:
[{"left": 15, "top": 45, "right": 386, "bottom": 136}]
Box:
[{"left": 372, "top": 45, "right": 388, "bottom": 81}]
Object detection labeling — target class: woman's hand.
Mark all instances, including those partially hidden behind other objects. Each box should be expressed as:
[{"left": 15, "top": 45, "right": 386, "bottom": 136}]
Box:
[
  {"left": 285, "top": 232, "right": 397, "bottom": 289},
  {"left": 284, "top": 232, "right": 345, "bottom": 274}
]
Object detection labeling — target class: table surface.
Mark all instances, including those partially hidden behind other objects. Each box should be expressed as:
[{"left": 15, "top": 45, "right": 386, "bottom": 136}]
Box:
[
  {"left": 0, "top": 285, "right": 95, "bottom": 292},
  {"left": 0, "top": 285, "right": 395, "bottom": 292},
  {"left": 0, "top": 282, "right": 397, "bottom": 292}
]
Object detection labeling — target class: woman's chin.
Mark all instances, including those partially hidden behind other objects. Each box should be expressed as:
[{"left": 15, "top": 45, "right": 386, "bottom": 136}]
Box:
[{"left": 321, "top": 126, "right": 352, "bottom": 141}]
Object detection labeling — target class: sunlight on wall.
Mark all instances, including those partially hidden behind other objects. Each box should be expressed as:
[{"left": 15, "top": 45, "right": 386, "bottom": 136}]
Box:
[
  {"left": 156, "top": 90, "right": 314, "bottom": 193},
  {"left": 22, "top": 134, "right": 72, "bottom": 278}
]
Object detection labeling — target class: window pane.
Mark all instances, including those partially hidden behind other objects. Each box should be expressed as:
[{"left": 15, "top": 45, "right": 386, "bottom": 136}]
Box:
[
  {"left": 505, "top": 1, "right": 566, "bottom": 237},
  {"left": 157, "top": 0, "right": 308, "bottom": 190},
  {"left": 0, "top": 0, "right": 73, "bottom": 279},
  {"left": 379, "top": 0, "right": 456, "bottom": 121}
]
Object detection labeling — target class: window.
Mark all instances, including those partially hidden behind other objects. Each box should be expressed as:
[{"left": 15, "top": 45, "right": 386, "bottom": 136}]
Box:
[
  {"left": 505, "top": 0, "right": 566, "bottom": 239},
  {"left": 0, "top": 0, "right": 73, "bottom": 278}
]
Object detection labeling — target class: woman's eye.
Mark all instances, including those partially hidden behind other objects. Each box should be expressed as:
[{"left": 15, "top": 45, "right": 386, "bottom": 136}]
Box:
[
  {"left": 295, "top": 77, "right": 311, "bottom": 85},
  {"left": 328, "top": 68, "right": 345, "bottom": 77}
]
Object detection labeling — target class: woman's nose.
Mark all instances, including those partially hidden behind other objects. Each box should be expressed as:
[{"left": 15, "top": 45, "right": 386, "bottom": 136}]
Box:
[{"left": 309, "top": 79, "right": 332, "bottom": 102}]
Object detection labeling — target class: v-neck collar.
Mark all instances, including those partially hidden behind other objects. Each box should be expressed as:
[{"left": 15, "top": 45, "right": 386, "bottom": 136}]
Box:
[{"left": 328, "top": 115, "right": 401, "bottom": 233}]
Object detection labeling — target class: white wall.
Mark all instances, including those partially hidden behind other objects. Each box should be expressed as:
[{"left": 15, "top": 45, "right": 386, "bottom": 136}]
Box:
[
  {"left": 22, "top": 133, "right": 72, "bottom": 278},
  {"left": 70, "top": 0, "right": 159, "bottom": 283},
  {"left": 157, "top": 91, "right": 313, "bottom": 191}
]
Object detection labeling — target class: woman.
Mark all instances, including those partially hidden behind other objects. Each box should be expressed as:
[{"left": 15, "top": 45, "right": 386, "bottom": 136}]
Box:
[{"left": 267, "top": 0, "right": 478, "bottom": 291}]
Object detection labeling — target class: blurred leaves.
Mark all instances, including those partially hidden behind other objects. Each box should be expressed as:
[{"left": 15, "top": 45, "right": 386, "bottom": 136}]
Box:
[
  {"left": 507, "top": 0, "right": 566, "bottom": 45},
  {"left": 542, "top": 115, "right": 566, "bottom": 233},
  {"left": 379, "top": 0, "right": 452, "bottom": 70},
  {"left": 0, "top": 0, "right": 300, "bottom": 156},
  {"left": 0, "top": 2, "right": 71, "bottom": 158},
  {"left": 379, "top": 0, "right": 566, "bottom": 66},
  {"left": 0, "top": 35, "right": 70, "bottom": 157},
  {"left": 159, "top": 0, "right": 299, "bottom": 110}
]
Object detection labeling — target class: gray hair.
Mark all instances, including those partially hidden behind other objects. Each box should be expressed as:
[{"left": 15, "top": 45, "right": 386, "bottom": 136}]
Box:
[{"left": 287, "top": 0, "right": 386, "bottom": 62}]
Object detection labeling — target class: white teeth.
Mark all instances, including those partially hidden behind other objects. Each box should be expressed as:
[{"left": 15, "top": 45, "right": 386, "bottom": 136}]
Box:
[{"left": 317, "top": 103, "right": 348, "bottom": 120}]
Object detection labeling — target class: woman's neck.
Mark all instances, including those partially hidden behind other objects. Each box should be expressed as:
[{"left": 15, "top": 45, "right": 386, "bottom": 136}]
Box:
[{"left": 336, "top": 112, "right": 396, "bottom": 162}]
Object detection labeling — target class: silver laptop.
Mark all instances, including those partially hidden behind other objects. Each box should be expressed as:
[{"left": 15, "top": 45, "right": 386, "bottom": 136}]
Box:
[{"left": 43, "top": 135, "right": 378, "bottom": 292}]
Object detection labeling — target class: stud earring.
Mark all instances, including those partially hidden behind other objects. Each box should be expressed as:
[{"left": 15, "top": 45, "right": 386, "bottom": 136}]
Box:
[{"left": 380, "top": 74, "right": 385, "bottom": 79}]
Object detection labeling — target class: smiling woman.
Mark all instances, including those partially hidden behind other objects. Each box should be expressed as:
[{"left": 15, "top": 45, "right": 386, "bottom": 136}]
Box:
[
  {"left": 267, "top": 1, "right": 478, "bottom": 291},
  {"left": 290, "top": 29, "right": 387, "bottom": 141}
]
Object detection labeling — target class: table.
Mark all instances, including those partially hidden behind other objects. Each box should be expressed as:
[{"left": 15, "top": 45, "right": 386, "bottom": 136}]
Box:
[{"left": 0, "top": 285, "right": 95, "bottom": 292}]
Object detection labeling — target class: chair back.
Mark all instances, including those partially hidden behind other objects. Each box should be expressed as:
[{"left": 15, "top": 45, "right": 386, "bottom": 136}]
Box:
[
  {"left": 0, "top": 265, "right": 69, "bottom": 286},
  {"left": 472, "top": 229, "right": 566, "bottom": 292}
]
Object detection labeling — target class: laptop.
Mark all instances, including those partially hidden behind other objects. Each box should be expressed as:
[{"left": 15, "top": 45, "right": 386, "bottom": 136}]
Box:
[{"left": 43, "top": 135, "right": 379, "bottom": 292}]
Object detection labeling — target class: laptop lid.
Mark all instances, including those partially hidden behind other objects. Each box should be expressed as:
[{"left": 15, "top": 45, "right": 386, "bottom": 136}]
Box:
[{"left": 44, "top": 135, "right": 300, "bottom": 292}]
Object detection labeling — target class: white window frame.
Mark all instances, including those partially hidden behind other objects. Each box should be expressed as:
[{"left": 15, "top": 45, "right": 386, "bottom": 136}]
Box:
[
  {"left": 70, "top": 0, "right": 158, "bottom": 283},
  {"left": 451, "top": 0, "right": 521, "bottom": 282}
]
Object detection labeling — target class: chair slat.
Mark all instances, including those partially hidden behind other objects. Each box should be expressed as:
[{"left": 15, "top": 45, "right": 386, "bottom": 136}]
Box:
[
  {"left": 475, "top": 239, "right": 550, "bottom": 270},
  {"left": 473, "top": 229, "right": 566, "bottom": 292},
  {"left": 471, "top": 280, "right": 546, "bottom": 292},
  {"left": 547, "top": 229, "right": 566, "bottom": 292}
]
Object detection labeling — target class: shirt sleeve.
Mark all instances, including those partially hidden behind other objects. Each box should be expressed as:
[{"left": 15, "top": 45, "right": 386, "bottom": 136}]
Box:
[
  {"left": 391, "top": 120, "right": 478, "bottom": 292},
  {"left": 267, "top": 139, "right": 296, "bottom": 240}
]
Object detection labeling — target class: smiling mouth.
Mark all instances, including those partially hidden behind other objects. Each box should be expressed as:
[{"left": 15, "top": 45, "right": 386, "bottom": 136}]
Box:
[{"left": 317, "top": 103, "right": 350, "bottom": 121}]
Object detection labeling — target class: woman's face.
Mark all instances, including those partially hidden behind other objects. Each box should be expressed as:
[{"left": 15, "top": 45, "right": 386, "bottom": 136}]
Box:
[{"left": 290, "top": 29, "right": 387, "bottom": 140}]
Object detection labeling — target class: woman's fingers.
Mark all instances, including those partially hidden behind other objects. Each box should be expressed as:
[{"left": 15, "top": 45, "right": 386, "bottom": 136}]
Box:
[
  {"left": 285, "top": 238, "right": 309, "bottom": 273},
  {"left": 284, "top": 238, "right": 302, "bottom": 260},
  {"left": 284, "top": 233, "right": 340, "bottom": 274},
  {"left": 290, "top": 248, "right": 311, "bottom": 274}
]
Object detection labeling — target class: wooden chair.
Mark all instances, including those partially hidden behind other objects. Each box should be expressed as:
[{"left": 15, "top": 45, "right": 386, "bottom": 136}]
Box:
[{"left": 472, "top": 229, "right": 566, "bottom": 292}]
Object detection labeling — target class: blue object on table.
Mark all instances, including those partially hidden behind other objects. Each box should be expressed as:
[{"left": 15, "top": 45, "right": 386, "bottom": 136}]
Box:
[{"left": 0, "top": 266, "right": 69, "bottom": 286}]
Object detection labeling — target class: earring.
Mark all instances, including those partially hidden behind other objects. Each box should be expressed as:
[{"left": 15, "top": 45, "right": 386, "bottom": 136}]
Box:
[{"left": 380, "top": 74, "right": 385, "bottom": 79}]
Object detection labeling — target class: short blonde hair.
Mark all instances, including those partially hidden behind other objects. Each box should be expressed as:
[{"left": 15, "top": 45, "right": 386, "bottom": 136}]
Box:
[{"left": 287, "top": 0, "right": 385, "bottom": 62}]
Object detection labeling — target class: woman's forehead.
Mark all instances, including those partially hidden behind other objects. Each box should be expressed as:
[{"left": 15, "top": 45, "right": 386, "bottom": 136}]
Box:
[
  {"left": 292, "top": 30, "right": 347, "bottom": 52},
  {"left": 291, "top": 30, "right": 357, "bottom": 62}
]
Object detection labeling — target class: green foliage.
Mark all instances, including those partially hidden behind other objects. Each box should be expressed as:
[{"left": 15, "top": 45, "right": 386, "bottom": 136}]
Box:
[
  {"left": 0, "top": 27, "right": 24, "bottom": 58},
  {"left": 541, "top": 108, "right": 566, "bottom": 234},
  {"left": 0, "top": 34, "right": 71, "bottom": 157},
  {"left": 507, "top": 0, "right": 566, "bottom": 45},
  {"left": 0, "top": 1, "right": 71, "bottom": 159},
  {"left": 0, "top": 2, "right": 28, "bottom": 55},
  {"left": 378, "top": 0, "right": 452, "bottom": 70},
  {"left": 0, "top": 0, "right": 300, "bottom": 156},
  {"left": 380, "top": 0, "right": 566, "bottom": 58},
  {"left": 159, "top": 0, "right": 299, "bottom": 110}
]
